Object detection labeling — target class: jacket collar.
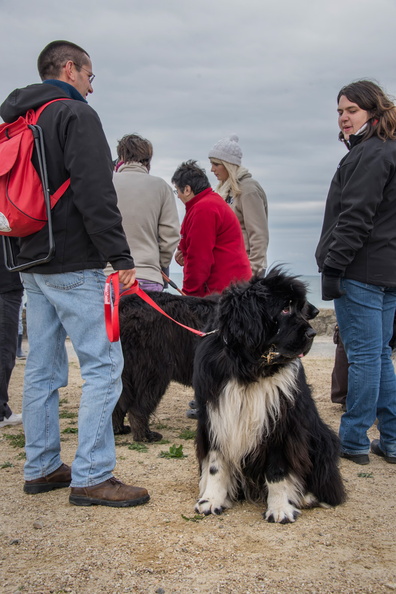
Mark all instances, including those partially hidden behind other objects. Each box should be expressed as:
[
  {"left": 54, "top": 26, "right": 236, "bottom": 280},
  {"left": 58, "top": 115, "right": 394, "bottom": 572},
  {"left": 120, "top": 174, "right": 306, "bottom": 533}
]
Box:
[
  {"left": 346, "top": 122, "right": 368, "bottom": 150},
  {"left": 43, "top": 80, "right": 87, "bottom": 103},
  {"left": 348, "top": 133, "right": 365, "bottom": 149},
  {"left": 185, "top": 187, "right": 213, "bottom": 211},
  {"left": 117, "top": 162, "right": 149, "bottom": 174}
]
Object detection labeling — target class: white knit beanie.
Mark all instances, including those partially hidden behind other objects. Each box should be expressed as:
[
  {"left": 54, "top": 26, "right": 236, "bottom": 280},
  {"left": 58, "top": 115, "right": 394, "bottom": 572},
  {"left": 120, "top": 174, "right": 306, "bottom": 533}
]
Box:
[{"left": 208, "top": 134, "right": 242, "bottom": 166}]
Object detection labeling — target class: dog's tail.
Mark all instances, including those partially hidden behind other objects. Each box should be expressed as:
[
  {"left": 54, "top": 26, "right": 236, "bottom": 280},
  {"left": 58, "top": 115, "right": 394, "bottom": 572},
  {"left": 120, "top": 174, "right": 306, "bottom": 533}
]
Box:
[{"left": 308, "top": 427, "right": 347, "bottom": 506}]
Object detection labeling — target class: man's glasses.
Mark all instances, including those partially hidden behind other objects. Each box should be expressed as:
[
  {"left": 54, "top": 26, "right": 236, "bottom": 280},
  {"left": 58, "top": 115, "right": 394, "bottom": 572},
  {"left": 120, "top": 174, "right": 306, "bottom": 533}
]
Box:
[{"left": 73, "top": 62, "right": 95, "bottom": 84}]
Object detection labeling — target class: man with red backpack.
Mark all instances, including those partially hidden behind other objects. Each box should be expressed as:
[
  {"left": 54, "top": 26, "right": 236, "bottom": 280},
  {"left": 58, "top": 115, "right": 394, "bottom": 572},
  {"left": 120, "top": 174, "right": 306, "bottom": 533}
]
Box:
[{"left": 0, "top": 40, "right": 150, "bottom": 507}]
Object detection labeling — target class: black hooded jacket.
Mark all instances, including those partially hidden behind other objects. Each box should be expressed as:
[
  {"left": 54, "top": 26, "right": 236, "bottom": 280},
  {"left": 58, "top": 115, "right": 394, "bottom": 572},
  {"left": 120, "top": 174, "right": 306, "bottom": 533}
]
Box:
[
  {"left": 0, "top": 83, "right": 134, "bottom": 273},
  {"left": 315, "top": 133, "right": 396, "bottom": 287}
]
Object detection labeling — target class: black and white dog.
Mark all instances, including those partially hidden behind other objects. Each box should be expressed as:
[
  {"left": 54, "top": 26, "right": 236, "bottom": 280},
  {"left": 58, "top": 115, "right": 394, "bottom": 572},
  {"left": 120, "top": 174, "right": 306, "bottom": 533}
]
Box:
[
  {"left": 113, "top": 291, "right": 219, "bottom": 441},
  {"left": 194, "top": 268, "right": 346, "bottom": 523}
]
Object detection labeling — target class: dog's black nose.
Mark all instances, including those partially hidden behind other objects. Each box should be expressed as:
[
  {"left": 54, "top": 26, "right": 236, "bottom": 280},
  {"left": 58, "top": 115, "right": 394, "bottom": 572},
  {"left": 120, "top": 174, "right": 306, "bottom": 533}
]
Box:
[{"left": 306, "top": 327, "right": 316, "bottom": 339}]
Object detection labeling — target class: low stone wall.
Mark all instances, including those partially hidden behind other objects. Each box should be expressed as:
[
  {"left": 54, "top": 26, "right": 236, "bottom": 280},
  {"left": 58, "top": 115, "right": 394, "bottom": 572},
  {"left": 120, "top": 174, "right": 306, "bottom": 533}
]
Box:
[
  {"left": 22, "top": 307, "right": 336, "bottom": 337},
  {"left": 310, "top": 308, "right": 336, "bottom": 336}
]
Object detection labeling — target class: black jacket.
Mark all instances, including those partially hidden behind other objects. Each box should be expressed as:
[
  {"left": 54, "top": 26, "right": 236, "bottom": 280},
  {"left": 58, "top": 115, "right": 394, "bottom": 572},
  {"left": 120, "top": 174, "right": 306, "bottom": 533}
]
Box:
[
  {"left": 315, "top": 134, "right": 396, "bottom": 286},
  {"left": 0, "top": 83, "right": 134, "bottom": 273}
]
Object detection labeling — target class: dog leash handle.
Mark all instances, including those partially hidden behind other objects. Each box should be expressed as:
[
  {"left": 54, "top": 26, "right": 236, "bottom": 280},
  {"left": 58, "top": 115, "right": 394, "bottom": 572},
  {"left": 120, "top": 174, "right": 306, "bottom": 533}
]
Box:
[
  {"left": 104, "top": 272, "right": 121, "bottom": 341},
  {"left": 104, "top": 272, "right": 208, "bottom": 342}
]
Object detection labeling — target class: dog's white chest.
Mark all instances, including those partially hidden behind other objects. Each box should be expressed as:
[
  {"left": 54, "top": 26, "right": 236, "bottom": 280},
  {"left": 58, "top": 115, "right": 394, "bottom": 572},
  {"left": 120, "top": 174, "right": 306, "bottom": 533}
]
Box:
[{"left": 208, "top": 364, "right": 298, "bottom": 465}]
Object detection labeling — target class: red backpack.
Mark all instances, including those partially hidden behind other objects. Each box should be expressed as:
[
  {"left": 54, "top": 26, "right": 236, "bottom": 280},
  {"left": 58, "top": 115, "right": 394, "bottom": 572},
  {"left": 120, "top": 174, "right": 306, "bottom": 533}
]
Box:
[{"left": 0, "top": 99, "right": 70, "bottom": 239}]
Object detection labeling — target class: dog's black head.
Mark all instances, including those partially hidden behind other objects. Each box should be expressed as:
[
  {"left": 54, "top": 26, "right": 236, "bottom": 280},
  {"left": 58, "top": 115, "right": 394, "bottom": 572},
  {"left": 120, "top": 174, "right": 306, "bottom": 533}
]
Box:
[{"left": 217, "top": 267, "right": 318, "bottom": 368}]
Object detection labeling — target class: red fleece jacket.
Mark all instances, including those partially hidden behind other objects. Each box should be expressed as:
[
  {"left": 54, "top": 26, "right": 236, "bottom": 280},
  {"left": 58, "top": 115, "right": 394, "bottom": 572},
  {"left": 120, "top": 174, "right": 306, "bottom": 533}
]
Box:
[{"left": 179, "top": 188, "right": 252, "bottom": 296}]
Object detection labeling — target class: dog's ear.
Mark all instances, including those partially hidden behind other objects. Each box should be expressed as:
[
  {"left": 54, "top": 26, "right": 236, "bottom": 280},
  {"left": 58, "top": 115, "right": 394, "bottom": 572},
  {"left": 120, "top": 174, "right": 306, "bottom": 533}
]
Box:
[
  {"left": 218, "top": 282, "right": 273, "bottom": 351},
  {"left": 304, "top": 302, "right": 319, "bottom": 320}
]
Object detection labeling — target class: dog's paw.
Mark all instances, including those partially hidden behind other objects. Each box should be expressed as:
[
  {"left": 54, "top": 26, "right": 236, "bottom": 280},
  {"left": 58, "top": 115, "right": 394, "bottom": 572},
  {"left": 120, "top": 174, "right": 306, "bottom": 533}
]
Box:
[
  {"left": 113, "top": 425, "right": 131, "bottom": 435},
  {"left": 194, "top": 497, "right": 227, "bottom": 516},
  {"left": 132, "top": 430, "right": 163, "bottom": 442},
  {"left": 145, "top": 430, "right": 163, "bottom": 442},
  {"left": 264, "top": 503, "right": 301, "bottom": 524}
]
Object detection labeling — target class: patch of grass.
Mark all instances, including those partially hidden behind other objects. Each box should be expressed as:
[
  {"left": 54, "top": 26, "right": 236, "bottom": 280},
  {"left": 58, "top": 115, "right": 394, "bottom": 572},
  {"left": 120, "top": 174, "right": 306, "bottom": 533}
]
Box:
[
  {"left": 181, "top": 514, "right": 205, "bottom": 522},
  {"left": 17, "top": 452, "right": 26, "bottom": 460},
  {"left": 178, "top": 428, "right": 196, "bottom": 440},
  {"left": 59, "top": 398, "right": 68, "bottom": 405},
  {"left": 156, "top": 439, "right": 170, "bottom": 445},
  {"left": 128, "top": 442, "right": 148, "bottom": 453},
  {"left": 357, "top": 472, "right": 374, "bottom": 478},
  {"left": 159, "top": 444, "right": 187, "bottom": 459},
  {"left": 59, "top": 411, "right": 77, "bottom": 419},
  {"left": 0, "top": 461, "right": 14, "bottom": 469},
  {"left": 4, "top": 433, "right": 25, "bottom": 448},
  {"left": 62, "top": 427, "right": 78, "bottom": 434}
]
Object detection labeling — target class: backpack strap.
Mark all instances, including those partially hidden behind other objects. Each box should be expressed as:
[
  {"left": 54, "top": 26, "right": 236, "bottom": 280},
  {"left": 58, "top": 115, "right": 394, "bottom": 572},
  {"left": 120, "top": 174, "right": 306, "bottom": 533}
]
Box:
[
  {"left": 26, "top": 98, "right": 72, "bottom": 205},
  {"left": 26, "top": 98, "right": 71, "bottom": 125},
  {"left": 50, "top": 177, "right": 71, "bottom": 207}
]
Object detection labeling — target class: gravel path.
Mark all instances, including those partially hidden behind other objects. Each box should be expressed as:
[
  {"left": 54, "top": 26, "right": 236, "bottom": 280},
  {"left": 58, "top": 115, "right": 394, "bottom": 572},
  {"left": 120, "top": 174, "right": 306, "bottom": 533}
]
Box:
[{"left": 1, "top": 349, "right": 395, "bottom": 593}]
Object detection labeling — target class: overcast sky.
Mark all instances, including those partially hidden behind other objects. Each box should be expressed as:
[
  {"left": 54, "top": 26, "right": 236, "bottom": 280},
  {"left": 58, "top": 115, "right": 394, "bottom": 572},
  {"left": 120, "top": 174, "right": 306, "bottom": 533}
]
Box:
[{"left": 1, "top": 0, "right": 396, "bottom": 276}]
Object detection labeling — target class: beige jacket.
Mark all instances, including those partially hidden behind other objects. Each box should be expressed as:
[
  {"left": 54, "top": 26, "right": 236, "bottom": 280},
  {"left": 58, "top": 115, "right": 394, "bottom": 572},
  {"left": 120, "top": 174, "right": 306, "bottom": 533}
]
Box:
[
  {"left": 229, "top": 173, "right": 268, "bottom": 274},
  {"left": 111, "top": 163, "right": 180, "bottom": 285}
]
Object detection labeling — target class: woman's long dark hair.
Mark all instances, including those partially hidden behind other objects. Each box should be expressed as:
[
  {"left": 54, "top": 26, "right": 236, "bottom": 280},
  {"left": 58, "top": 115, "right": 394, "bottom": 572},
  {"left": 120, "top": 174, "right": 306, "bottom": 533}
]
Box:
[{"left": 337, "top": 80, "right": 396, "bottom": 143}]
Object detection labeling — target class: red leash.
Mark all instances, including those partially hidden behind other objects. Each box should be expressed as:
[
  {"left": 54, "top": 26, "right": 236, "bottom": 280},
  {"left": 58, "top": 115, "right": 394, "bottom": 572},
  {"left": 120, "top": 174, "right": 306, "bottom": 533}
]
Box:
[{"left": 104, "top": 272, "right": 209, "bottom": 342}]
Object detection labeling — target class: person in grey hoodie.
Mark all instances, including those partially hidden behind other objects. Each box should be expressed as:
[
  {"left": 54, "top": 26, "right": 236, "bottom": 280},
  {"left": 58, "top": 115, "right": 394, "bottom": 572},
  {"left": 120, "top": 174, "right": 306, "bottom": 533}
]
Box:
[{"left": 112, "top": 134, "right": 179, "bottom": 291}]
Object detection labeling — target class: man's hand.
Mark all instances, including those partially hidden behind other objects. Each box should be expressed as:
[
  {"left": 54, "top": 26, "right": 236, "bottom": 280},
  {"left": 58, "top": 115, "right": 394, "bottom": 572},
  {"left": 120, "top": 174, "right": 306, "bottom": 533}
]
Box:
[
  {"left": 175, "top": 249, "right": 184, "bottom": 266},
  {"left": 118, "top": 268, "right": 136, "bottom": 289}
]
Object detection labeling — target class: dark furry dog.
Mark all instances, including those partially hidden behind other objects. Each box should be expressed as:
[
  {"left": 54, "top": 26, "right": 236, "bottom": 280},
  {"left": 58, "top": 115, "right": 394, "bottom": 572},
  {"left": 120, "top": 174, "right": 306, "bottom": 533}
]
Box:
[
  {"left": 194, "top": 268, "right": 346, "bottom": 523},
  {"left": 113, "top": 291, "right": 219, "bottom": 441}
]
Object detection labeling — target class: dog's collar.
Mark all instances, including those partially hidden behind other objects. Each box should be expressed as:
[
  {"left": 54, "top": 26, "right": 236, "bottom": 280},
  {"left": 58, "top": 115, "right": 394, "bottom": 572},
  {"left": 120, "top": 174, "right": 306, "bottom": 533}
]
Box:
[
  {"left": 222, "top": 339, "right": 281, "bottom": 363},
  {"left": 261, "top": 345, "right": 280, "bottom": 365},
  {"left": 204, "top": 329, "right": 218, "bottom": 336}
]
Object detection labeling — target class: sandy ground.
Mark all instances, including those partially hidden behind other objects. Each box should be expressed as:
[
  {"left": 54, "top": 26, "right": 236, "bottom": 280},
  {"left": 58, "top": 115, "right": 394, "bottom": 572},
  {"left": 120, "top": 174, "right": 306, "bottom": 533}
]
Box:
[{"left": 1, "top": 338, "right": 396, "bottom": 594}]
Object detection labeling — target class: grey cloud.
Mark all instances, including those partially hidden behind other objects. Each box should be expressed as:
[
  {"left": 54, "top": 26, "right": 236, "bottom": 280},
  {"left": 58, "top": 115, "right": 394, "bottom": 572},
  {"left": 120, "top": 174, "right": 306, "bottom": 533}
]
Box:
[{"left": 1, "top": 0, "right": 396, "bottom": 274}]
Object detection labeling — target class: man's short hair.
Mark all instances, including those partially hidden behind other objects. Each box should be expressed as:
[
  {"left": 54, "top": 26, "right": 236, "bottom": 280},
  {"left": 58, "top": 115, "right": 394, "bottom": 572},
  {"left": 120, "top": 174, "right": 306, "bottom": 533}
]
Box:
[
  {"left": 171, "top": 160, "right": 210, "bottom": 195},
  {"left": 116, "top": 134, "right": 153, "bottom": 166},
  {"left": 37, "top": 40, "right": 90, "bottom": 81}
]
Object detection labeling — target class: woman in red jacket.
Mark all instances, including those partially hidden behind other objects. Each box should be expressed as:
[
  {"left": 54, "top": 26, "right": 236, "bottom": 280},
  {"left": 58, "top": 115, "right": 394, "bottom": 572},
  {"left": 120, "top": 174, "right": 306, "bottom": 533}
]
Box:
[{"left": 172, "top": 160, "right": 251, "bottom": 297}]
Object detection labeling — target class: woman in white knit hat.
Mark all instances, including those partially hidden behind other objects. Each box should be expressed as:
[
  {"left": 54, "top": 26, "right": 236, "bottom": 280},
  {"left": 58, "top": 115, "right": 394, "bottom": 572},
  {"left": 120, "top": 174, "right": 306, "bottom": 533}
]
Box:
[{"left": 208, "top": 134, "right": 268, "bottom": 276}]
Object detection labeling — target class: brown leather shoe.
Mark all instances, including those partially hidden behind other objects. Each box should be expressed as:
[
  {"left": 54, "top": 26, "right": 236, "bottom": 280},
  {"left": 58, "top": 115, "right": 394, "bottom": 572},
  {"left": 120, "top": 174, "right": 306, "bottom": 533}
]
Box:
[
  {"left": 69, "top": 477, "right": 150, "bottom": 507},
  {"left": 24, "top": 463, "right": 71, "bottom": 494}
]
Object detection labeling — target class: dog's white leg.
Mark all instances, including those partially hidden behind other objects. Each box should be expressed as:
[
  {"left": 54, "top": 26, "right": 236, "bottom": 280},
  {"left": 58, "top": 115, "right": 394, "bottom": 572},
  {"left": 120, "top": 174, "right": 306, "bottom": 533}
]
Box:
[
  {"left": 195, "top": 450, "right": 233, "bottom": 515},
  {"left": 264, "top": 477, "right": 302, "bottom": 523}
]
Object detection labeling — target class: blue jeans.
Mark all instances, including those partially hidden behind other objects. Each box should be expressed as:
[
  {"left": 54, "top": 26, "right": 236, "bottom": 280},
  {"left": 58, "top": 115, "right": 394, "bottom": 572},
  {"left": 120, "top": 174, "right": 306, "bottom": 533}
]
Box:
[
  {"left": 21, "top": 270, "right": 123, "bottom": 487},
  {"left": 335, "top": 279, "right": 396, "bottom": 456}
]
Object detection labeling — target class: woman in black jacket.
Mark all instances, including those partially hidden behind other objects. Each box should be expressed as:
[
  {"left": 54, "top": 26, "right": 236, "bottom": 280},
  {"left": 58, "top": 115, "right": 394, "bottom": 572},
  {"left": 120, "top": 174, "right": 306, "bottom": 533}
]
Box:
[{"left": 316, "top": 80, "right": 396, "bottom": 465}]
